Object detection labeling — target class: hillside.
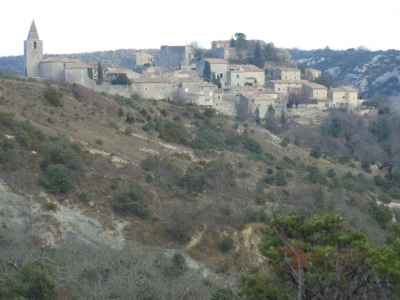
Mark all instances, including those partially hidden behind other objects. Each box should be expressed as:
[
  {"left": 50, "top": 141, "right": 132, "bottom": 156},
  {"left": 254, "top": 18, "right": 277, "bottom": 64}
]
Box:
[
  {"left": 0, "top": 76, "right": 400, "bottom": 298},
  {"left": 289, "top": 47, "right": 400, "bottom": 99}
]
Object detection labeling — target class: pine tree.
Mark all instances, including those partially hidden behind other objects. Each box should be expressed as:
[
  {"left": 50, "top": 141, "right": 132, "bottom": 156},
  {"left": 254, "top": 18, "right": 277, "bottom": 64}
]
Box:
[
  {"left": 203, "top": 61, "right": 211, "bottom": 82},
  {"left": 97, "top": 62, "right": 103, "bottom": 84}
]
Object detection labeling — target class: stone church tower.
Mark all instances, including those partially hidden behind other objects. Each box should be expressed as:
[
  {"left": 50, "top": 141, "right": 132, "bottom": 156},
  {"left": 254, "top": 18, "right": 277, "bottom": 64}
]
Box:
[{"left": 24, "top": 20, "right": 43, "bottom": 77}]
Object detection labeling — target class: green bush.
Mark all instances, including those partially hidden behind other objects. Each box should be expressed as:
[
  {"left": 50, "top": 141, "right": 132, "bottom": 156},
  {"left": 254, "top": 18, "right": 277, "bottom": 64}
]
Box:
[
  {"left": 0, "top": 263, "right": 57, "bottom": 300},
  {"left": 388, "top": 187, "right": 400, "bottom": 199},
  {"left": 95, "top": 139, "right": 103, "bottom": 145},
  {"left": 40, "top": 136, "right": 86, "bottom": 170},
  {"left": 378, "top": 193, "right": 392, "bottom": 204},
  {"left": 219, "top": 236, "right": 234, "bottom": 253},
  {"left": 326, "top": 168, "right": 336, "bottom": 178},
  {"left": 112, "top": 183, "right": 150, "bottom": 219},
  {"left": 280, "top": 136, "right": 290, "bottom": 147},
  {"left": 124, "top": 127, "right": 133, "bottom": 135},
  {"left": 243, "top": 138, "right": 262, "bottom": 154},
  {"left": 40, "top": 164, "right": 72, "bottom": 193},
  {"left": 361, "top": 159, "right": 372, "bottom": 173},
  {"left": 44, "top": 86, "right": 63, "bottom": 107},
  {"left": 79, "top": 190, "right": 92, "bottom": 202},
  {"left": 179, "top": 167, "right": 207, "bottom": 193},
  {"left": 365, "top": 201, "right": 393, "bottom": 228},
  {"left": 310, "top": 145, "right": 322, "bottom": 158}
]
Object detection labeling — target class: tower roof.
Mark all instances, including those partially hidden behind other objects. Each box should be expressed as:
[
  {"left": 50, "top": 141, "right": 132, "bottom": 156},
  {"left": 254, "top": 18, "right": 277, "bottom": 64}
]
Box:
[{"left": 27, "top": 20, "right": 39, "bottom": 40}]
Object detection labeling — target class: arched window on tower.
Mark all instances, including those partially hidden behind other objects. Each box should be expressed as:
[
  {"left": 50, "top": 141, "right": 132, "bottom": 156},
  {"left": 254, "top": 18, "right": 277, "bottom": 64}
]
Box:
[{"left": 32, "top": 42, "right": 37, "bottom": 49}]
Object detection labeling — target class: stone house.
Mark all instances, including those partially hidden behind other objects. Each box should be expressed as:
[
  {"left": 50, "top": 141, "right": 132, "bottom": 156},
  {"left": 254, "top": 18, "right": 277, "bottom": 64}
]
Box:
[
  {"left": 328, "top": 86, "right": 359, "bottom": 108},
  {"left": 272, "top": 67, "right": 301, "bottom": 80},
  {"left": 305, "top": 68, "right": 321, "bottom": 79},
  {"left": 302, "top": 81, "right": 327, "bottom": 99},
  {"left": 64, "top": 62, "right": 94, "bottom": 84},
  {"left": 211, "top": 40, "right": 236, "bottom": 60},
  {"left": 132, "top": 52, "right": 154, "bottom": 67},
  {"left": 213, "top": 91, "right": 236, "bottom": 116},
  {"left": 131, "top": 78, "right": 173, "bottom": 100},
  {"left": 196, "top": 58, "right": 229, "bottom": 86},
  {"left": 156, "top": 45, "right": 195, "bottom": 69},
  {"left": 228, "top": 64, "right": 265, "bottom": 86},
  {"left": 266, "top": 80, "right": 305, "bottom": 93},
  {"left": 238, "top": 91, "right": 276, "bottom": 119}
]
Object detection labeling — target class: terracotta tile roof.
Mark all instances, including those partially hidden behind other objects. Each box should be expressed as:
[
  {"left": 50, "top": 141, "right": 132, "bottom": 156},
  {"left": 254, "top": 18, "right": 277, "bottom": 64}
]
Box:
[{"left": 340, "top": 85, "right": 358, "bottom": 92}]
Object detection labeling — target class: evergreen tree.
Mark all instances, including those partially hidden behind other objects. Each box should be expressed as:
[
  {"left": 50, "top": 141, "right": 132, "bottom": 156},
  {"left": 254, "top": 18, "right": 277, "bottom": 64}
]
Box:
[
  {"left": 254, "top": 41, "right": 264, "bottom": 69},
  {"left": 203, "top": 61, "right": 211, "bottom": 82},
  {"left": 97, "top": 62, "right": 103, "bottom": 84}
]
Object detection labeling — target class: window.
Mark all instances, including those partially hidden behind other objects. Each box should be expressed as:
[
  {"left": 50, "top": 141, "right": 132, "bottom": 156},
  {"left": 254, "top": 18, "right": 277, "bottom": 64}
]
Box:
[
  {"left": 220, "top": 73, "right": 223, "bottom": 78},
  {"left": 70, "top": 70, "right": 73, "bottom": 74},
  {"left": 145, "top": 88, "right": 148, "bottom": 91},
  {"left": 81, "top": 78, "right": 84, "bottom": 82},
  {"left": 81, "top": 70, "right": 84, "bottom": 75},
  {"left": 236, "top": 75, "right": 239, "bottom": 79},
  {"left": 32, "top": 41, "right": 37, "bottom": 49},
  {"left": 218, "top": 96, "right": 220, "bottom": 99}
]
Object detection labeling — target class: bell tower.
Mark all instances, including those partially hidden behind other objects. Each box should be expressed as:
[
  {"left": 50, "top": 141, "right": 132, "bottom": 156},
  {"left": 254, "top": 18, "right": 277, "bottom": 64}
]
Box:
[{"left": 24, "top": 20, "right": 43, "bottom": 77}]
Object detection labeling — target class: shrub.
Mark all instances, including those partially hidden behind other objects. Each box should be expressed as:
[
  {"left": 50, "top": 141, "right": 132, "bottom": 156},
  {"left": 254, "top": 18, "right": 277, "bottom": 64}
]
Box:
[
  {"left": 44, "top": 86, "right": 63, "bottom": 107},
  {"left": 310, "top": 145, "right": 322, "bottom": 158},
  {"left": 171, "top": 216, "right": 194, "bottom": 241},
  {"left": 361, "top": 159, "right": 372, "bottom": 173},
  {"left": 145, "top": 173, "right": 154, "bottom": 183},
  {"left": 126, "top": 113, "right": 135, "bottom": 124},
  {"left": 219, "top": 236, "right": 234, "bottom": 252},
  {"left": 160, "top": 109, "right": 167, "bottom": 117},
  {"left": 388, "top": 187, "right": 400, "bottom": 199},
  {"left": 131, "top": 92, "right": 140, "bottom": 100},
  {"left": 124, "top": 127, "right": 133, "bottom": 135},
  {"left": 79, "top": 190, "right": 91, "bottom": 202},
  {"left": 365, "top": 201, "right": 393, "bottom": 228},
  {"left": 378, "top": 193, "right": 392, "bottom": 204},
  {"left": 243, "top": 138, "right": 262, "bottom": 154},
  {"left": 40, "top": 164, "right": 72, "bottom": 193},
  {"left": 95, "top": 139, "right": 103, "bottom": 145},
  {"left": 280, "top": 136, "right": 290, "bottom": 147},
  {"left": 112, "top": 183, "right": 150, "bottom": 219},
  {"left": 326, "top": 168, "right": 336, "bottom": 178},
  {"left": 179, "top": 167, "right": 207, "bottom": 193},
  {"left": 44, "top": 202, "right": 60, "bottom": 212},
  {"left": 233, "top": 123, "right": 239, "bottom": 130},
  {"left": 40, "top": 136, "right": 86, "bottom": 170}
]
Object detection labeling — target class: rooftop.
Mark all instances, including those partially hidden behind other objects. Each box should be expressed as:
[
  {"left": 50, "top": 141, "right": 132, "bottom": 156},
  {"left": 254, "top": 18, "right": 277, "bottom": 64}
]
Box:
[{"left": 204, "top": 58, "right": 229, "bottom": 64}]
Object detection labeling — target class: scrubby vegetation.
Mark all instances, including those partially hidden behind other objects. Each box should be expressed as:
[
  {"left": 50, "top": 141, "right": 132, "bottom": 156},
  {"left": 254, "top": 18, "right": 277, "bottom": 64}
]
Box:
[{"left": 1, "top": 77, "right": 400, "bottom": 299}]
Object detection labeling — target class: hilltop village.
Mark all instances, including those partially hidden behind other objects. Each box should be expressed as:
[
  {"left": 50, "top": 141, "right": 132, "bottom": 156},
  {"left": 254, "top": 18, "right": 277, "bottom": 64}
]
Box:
[{"left": 24, "top": 20, "right": 359, "bottom": 119}]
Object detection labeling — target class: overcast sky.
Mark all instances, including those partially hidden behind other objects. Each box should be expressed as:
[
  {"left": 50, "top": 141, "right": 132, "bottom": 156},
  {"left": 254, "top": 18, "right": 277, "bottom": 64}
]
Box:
[{"left": 1, "top": 0, "right": 400, "bottom": 57}]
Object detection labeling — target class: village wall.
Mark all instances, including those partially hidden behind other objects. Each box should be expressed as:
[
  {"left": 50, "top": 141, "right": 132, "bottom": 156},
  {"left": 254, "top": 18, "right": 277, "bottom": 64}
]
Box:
[{"left": 41, "top": 61, "right": 64, "bottom": 80}]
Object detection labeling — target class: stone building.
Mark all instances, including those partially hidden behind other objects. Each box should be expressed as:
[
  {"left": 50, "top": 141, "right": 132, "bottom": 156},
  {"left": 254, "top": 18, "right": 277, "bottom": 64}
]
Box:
[
  {"left": 227, "top": 64, "right": 265, "bottom": 86},
  {"left": 130, "top": 78, "right": 173, "bottom": 100},
  {"left": 196, "top": 58, "right": 229, "bottom": 86},
  {"left": 156, "top": 45, "right": 195, "bottom": 69},
  {"left": 24, "top": 20, "right": 94, "bottom": 83},
  {"left": 211, "top": 40, "right": 236, "bottom": 60},
  {"left": 213, "top": 91, "right": 236, "bottom": 116},
  {"left": 266, "top": 80, "right": 305, "bottom": 93},
  {"left": 272, "top": 67, "right": 301, "bottom": 80},
  {"left": 305, "top": 68, "right": 321, "bottom": 79},
  {"left": 328, "top": 86, "right": 359, "bottom": 108},
  {"left": 302, "top": 81, "right": 327, "bottom": 99},
  {"left": 238, "top": 91, "right": 276, "bottom": 119},
  {"left": 132, "top": 52, "right": 154, "bottom": 67}
]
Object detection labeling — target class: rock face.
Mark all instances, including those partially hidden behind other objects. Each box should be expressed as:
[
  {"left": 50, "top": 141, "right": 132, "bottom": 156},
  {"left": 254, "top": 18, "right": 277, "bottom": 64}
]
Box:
[{"left": 289, "top": 48, "right": 400, "bottom": 99}]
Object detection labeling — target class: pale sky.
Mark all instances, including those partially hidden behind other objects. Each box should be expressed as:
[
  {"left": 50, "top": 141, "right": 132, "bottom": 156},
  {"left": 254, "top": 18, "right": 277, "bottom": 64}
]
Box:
[{"left": 1, "top": 0, "right": 400, "bottom": 57}]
